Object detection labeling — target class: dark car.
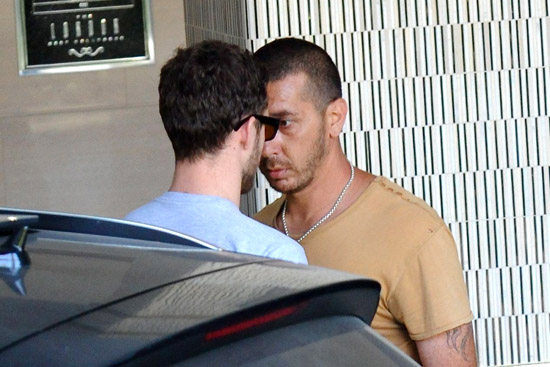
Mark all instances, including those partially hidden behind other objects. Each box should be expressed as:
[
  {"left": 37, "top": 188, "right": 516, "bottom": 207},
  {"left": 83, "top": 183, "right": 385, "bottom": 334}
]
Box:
[{"left": 0, "top": 207, "right": 418, "bottom": 367}]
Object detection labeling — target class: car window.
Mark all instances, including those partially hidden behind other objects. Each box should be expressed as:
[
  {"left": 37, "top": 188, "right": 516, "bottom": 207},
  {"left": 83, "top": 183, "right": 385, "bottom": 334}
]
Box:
[{"left": 178, "top": 316, "right": 419, "bottom": 367}]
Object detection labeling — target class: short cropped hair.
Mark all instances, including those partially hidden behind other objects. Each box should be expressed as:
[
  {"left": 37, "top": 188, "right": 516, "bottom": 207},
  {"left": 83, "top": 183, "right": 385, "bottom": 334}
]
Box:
[
  {"left": 159, "top": 40, "right": 267, "bottom": 161},
  {"left": 253, "top": 38, "right": 341, "bottom": 109}
]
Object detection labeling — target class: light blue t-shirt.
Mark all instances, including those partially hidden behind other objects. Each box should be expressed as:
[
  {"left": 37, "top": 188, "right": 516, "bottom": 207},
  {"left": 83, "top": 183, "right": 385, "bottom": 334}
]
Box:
[{"left": 125, "top": 192, "right": 307, "bottom": 264}]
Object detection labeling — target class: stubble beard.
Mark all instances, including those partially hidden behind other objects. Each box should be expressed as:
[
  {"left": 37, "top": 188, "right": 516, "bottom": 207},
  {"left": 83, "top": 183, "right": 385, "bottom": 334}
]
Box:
[{"left": 262, "top": 127, "right": 327, "bottom": 195}]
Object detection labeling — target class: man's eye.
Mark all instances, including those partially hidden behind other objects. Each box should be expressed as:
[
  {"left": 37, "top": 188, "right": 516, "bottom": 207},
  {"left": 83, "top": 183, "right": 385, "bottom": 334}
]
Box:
[{"left": 280, "top": 119, "right": 293, "bottom": 127}]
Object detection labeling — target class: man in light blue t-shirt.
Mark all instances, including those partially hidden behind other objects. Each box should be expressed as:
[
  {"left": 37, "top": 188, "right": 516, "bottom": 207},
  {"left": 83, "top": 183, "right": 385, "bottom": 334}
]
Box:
[{"left": 125, "top": 41, "right": 306, "bottom": 264}]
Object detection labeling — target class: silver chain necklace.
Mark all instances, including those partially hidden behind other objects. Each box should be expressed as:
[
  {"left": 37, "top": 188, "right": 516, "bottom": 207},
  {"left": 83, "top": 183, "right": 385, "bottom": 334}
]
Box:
[{"left": 282, "top": 162, "right": 355, "bottom": 243}]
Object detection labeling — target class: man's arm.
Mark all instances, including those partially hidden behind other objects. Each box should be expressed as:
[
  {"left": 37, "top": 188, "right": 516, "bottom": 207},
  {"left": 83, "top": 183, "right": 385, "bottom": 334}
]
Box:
[{"left": 416, "top": 322, "right": 477, "bottom": 367}]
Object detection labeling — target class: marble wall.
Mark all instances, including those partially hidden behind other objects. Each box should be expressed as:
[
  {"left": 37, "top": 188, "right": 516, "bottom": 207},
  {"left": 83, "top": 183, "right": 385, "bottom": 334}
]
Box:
[{"left": 0, "top": 1, "right": 187, "bottom": 218}]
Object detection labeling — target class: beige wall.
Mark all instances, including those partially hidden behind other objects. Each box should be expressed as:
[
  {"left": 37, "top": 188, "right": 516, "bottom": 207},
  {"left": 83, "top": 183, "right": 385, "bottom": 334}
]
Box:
[{"left": 0, "top": 1, "right": 186, "bottom": 218}]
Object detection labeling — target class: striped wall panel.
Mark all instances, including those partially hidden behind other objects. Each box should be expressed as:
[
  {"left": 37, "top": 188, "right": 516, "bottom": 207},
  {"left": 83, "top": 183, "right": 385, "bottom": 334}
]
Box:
[
  {"left": 183, "top": 0, "right": 550, "bottom": 365},
  {"left": 244, "top": 1, "right": 550, "bottom": 366},
  {"left": 184, "top": 0, "right": 248, "bottom": 47}
]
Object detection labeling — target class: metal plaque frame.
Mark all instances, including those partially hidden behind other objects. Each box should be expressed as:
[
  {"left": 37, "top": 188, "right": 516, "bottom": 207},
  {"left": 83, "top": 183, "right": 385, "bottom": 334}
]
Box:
[{"left": 15, "top": 0, "right": 154, "bottom": 75}]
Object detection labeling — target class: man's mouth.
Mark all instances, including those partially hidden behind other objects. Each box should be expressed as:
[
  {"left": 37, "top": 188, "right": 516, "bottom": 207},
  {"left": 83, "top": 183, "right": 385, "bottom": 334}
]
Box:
[
  {"left": 261, "top": 161, "right": 287, "bottom": 179},
  {"left": 261, "top": 157, "right": 291, "bottom": 180},
  {"left": 265, "top": 167, "right": 287, "bottom": 179}
]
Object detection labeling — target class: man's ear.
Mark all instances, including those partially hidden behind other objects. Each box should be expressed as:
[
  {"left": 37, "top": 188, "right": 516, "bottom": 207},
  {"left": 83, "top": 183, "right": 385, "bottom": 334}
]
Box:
[
  {"left": 234, "top": 116, "right": 257, "bottom": 150},
  {"left": 325, "top": 98, "right": 348, "bottom": 138}
]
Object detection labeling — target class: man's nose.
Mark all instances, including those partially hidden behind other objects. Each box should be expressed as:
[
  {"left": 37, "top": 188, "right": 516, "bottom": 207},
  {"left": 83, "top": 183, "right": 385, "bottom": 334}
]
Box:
[{"left": 261, "top": 132, "right": 281, "bottom": 157}]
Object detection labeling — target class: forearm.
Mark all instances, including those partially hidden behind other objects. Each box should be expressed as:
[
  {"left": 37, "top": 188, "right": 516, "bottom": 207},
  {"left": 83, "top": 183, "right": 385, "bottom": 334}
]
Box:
[{"left": 416, "top": 322, "right": 477, "bottom": 367}]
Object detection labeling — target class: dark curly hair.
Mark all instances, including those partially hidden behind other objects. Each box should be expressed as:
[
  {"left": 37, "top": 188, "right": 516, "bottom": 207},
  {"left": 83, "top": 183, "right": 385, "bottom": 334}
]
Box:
[
  {"left": 159, "top": 40, "right": 267, "bottom": 161},
  {"left": 254, "top": 38, "right": 341, "bottom": 110}
]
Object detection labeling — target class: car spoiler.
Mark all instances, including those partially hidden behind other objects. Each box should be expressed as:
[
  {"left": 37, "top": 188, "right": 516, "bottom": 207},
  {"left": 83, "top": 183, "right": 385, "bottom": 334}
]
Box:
[
  {"left": 0, "top": 207, "right": 218, "bottom": 249},
  {"left": 115, "top": 277, "right": 382, "bottom": 366}
]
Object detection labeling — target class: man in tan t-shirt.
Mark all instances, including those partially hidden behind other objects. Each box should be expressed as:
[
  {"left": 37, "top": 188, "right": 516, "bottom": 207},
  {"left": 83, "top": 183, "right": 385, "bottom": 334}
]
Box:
[{"left": 253, "top": 38, "right": 477, "bottom": 366}]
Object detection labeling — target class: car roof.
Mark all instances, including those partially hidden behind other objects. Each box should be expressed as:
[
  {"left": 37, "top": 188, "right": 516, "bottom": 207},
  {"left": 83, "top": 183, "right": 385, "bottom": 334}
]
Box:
[{"left": 0, "top": 208, "right": 381, "bottom": 367}]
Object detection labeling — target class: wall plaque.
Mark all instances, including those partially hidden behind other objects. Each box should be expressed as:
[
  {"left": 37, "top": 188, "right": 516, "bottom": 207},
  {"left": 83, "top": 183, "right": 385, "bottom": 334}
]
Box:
[{"left": 15, "top": 0, "right": 154, "bottom": 75}]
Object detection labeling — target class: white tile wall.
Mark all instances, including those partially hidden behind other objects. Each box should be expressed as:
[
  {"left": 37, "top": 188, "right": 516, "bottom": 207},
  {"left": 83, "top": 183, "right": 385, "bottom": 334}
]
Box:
[{"left": 242, "top": 1, "right": 550, "bottom": 366}]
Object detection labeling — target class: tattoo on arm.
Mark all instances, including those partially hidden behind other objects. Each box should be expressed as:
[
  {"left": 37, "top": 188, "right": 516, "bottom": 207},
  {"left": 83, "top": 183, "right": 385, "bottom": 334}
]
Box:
[{"left": 446, "top": 325, "right": 473, "bottom": 361}]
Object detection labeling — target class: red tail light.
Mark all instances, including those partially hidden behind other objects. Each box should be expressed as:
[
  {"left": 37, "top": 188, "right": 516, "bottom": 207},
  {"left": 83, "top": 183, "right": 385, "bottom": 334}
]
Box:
[{"left": 205, "top": 305, "right": 300, "bottom": 342}]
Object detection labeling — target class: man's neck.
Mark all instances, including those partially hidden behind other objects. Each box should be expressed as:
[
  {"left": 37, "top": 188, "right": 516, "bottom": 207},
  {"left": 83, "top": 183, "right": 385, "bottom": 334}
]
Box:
[
  {"left": 170, "top": 156, "right": 242, "bottom": 207},
  {"left": 281, "top": 153, "right": 376, "bottom": 236},
  {"left": 284, "top": 154, "right": 351, "bottom": 228}
]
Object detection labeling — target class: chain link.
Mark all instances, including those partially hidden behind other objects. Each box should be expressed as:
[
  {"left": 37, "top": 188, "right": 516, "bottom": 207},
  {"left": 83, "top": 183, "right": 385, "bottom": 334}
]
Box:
[{"left": 282, "top": 162, "right": 355, "bottom": 243}]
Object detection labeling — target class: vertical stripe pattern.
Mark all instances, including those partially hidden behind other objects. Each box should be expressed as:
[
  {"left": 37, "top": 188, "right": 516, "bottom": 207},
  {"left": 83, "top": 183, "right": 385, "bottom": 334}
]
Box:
[
  {"left": 243, "top": 1, "right": 550, "bottom": 366},
  {"left": 182, "top": 1, "right": 550, "bottom": 365},
  {"left": 184, "top": 0, "right": 248, "bottom": 47}
]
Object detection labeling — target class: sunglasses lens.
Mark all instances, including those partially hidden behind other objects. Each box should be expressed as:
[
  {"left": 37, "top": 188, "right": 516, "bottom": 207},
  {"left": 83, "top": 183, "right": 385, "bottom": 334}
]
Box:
[{"left": 264, "top": 124, "right": 276, "bottom": 141}]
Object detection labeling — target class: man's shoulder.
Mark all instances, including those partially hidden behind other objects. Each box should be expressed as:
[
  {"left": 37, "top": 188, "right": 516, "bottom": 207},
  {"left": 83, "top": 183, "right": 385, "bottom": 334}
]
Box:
[
  {"left": 368, "top": 176, "right": 444, "bottom": 224},
  {"left": 346, "top": 176, "right": 452, "bottom": 248},
  {"left": 238, "top": 211, "right": 292, "bottom": 244},
  {"left": 124, "top": 197, "right": 165, "bottom": 222},
  {"left": 124, "top": 192, "right": 229, "bottom": 228},
  {"left": 231, "top": 213, "right": 307, "bottom": 264},
  {"left": 125, "top": 195, "right": 306, "bottom": 263}
]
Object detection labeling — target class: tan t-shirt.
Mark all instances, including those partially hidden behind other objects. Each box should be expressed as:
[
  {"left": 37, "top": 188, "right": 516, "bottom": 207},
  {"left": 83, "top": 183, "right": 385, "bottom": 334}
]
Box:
[{"left": 255, "top": 176, "right": 473, "bottom": 362}]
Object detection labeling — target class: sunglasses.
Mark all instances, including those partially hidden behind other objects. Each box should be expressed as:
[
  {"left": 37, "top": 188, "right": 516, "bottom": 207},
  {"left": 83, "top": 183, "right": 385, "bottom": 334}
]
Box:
[{"left": 234, "top": 115, "right": 280, "bottom": 141}]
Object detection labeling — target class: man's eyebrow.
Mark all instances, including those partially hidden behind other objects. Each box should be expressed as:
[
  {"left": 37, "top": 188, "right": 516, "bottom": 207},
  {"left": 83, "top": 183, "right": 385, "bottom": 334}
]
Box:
[{"left": 269, "top": 109, "right": 298, "bottom": 118}]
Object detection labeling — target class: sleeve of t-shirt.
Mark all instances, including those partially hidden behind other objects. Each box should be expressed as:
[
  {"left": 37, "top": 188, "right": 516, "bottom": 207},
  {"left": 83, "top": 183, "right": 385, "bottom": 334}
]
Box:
[{"left": 387, "top": 225, "right": 474, "bottom": 340}]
